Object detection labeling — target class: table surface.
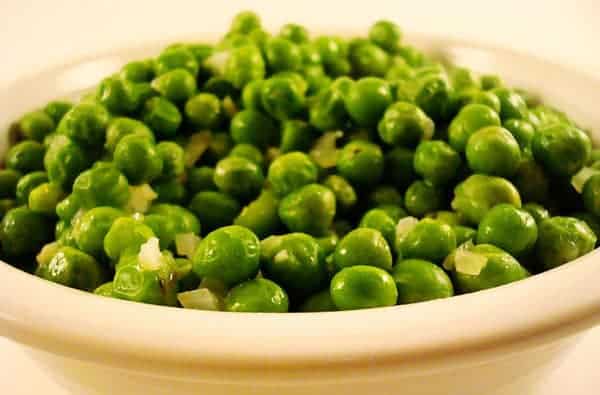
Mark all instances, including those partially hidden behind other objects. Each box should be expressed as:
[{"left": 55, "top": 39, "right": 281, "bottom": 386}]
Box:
[{"left": 1, "top": 1, "right": 599, "bottom": 393}]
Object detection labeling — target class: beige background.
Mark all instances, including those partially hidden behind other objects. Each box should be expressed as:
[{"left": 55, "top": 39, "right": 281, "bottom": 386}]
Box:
[{"left": 1, "top": 0, "right": 599, "bottom": 393}]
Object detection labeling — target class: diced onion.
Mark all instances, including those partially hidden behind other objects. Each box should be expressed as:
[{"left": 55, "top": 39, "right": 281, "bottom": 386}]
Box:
[
  {"left": 571, "top": 166, "right": 600, "bottom": 193},
  {"left": 454, "top": 249, "right": 488, "bottom": 276},
  {"left": 126, "top": 184, "right": 157, "bottom": 214},
  {"left": 310, "top": 131, "right": 343, "bottom": 168},
  {"left": 138, "top": 237, "right": 163, "bottom": 271},
  {"left": 175, "top": 233, "right": 201, "bottom": 259},
  {"left": 203, "top": 50, "right": 230, "bottom": 75},
  {"left": 177, "top": 288, "right": 223, "bottom": 311},
  {"left": 185, "top": 131, "right": 212, "bottom": 167},
  {"left": 395, "top": 216, "right": 419, "bottom": 242}
]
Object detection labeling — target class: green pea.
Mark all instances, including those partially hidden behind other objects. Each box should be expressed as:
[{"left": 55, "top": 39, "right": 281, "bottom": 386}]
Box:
[
  {"left": 323, "top": 175, "right": 357, "bottom": 210},
  {"left": 480, "top": 74, "right": 503, "bottom": 90},
  {"left": 393, "top": 259, "right": 453, "bottom": 304},
  {"left": 452, "top": 174, "right": 521, "bottom": 224},
  {"left": 28, "top": 182, "right": 64, "bottom": 215},
  {"left": 334, "top": 228, "right": 392, "bottom": 271},
  {"left": 241, "top": 80, "right": 264, "bottom": 110},
  {"left": 72, "top": 207, "right": 123, "bottom": 257},
  {"left": 202, "top": 76, "right": 237, "bottom": 99},
  {"left": 229, "top": 144, "right": 264, "bottom": 167},
  {"left": 384, "top": 147, "right": 416, "bottom": 189},
  {"left": 280, "top": 119, "right": 315, "bottom": 153},
  {"left": 308, "top": 86, "right": 348, "bottom": 131},
  {"left": 72, "top": 162, "right": 130, "bottom": 208},
  {"left": 522, "top": 203, "right": 550, "bottom": 224},
  {"left": 152, "top": 179, "right": 187, "bottom": 204},
  {"left": 234, "top": 189, "right": 280, "bottom": 238},
  {"left": 114, "top": 135, "right": 163, "bottom": 185},
  {"left": 0, "top": 206, "right": 53, "bottom": 257},
  {"left": 147, "top": 204, "right": 200, "bottom": 235},
  {"left": 225, "top": 278, "right": 289, "bottom": 313},
  {"left": 156, "top": 142, "right": 185, "bottom": 179},
  {"left": 265, "top": 37, "right": 302, "bottom": 72},
  {"left": 142, "top": 214, "right": 176, "bottom": 249},
  {"left": 214, "top": 156, "right": 264, "bottom": 200},
  {"left": 229, "top": 10, "right": 261, "bottom": 34},
  {"left": 536, "top": 217, "right": 596, "bottom": 270},
  {"left": 19, "top": 110, "right": 55, "bottom": 141},
  {"left": 300, "top": 290, "right": 336, "bottom": 312},
  {"left": 204, "top": 132, "right": 234, "bottom": 164},
  {"left": 267, "top": 152, "right": 318, "bottom": 197},
  {"left": 94, "top": 281, "right": 114, "bottom": 297},
  {"left": 187, "top": 166, "right": 217, "bottom": 193},
  {"left": 154, "top": 46, "right": 199, "bottom": 76},
  {"left": 415, "top": 75, "right": 451, "bottom": 122},
  {"left": 477, "top": 204, "right": 537, "bottom": 257},
  {"left": 397, "top": 218, "right": 456, "bottom": 262},
  {"left": 184, "top": 93, "right": 222, "bottom": 129},
  {"left": 349, "top": 42, "right": 390, "bottom": 77},
  {"left": 344, "top": 77, "right": 393, "bottom": 127},
  {"left": 96, "top": 77, "right": 152, "bottom": 115},
  {"left": 404, "top": 180, "right": 443, "bottom": 217},
  {"left": 503, "top": 119, "right": 535, "bottom": 150},
  {"left": 414, "top": 140, "right": 461, "bottom": 185},
  {"left": 43, "top": 100, "right": 72, "bottom": 124},
  {"left": 511, "top": 156, "right": 550, "bottom": 204},
  {"left": 337, "top": 140, "right": 384, "bottom": 188},
  {"left": 230, "top": 109, "right": 277, "bottom": 149},
  {"left": 120, "top": 60, "right": 154, "bottom": 82},
  {"left": 58, "top": 102, "right": 110, "bottom": 147},
  {"left": 448, "top": 104, "right": 501, "bottom": 152},
  {"left": 532, "top": 123, "right": 591, "bottom": 177},
  {"left": 330, "top": 265, "right": 397, "bottom": 310},
  {"left": 261, "top": 76, "right": 305, "bottom": 121},
  {"left": 261, "top": 233, "right": 326, "bottom": 298},
  {"left": 583, "top": 175, "right": 600, "bottom": 216},
  {"left": 449, "top": 67, "right": 479, "bottom": 92},
  {"left": 105, "top": 117, "right": 154, "bottom": 153},
  {"left": 303, "top": 66, "right": 332, "bottom": 96},
  {"left": 193, "top": 225, "right": 260, "bottom": 286},
  {"left": 35, "top": 246, "right": 105, "bottom": 291},
  {"left": 112, "top": 260, "right": 175, "bottom": 306},
  {"left": 6, "top": 141, "right": 45, "bottom": 173},
  {"left": 572, "top": 212, "right": 600, "bottom": 243},
  {"left": 466, "top": 126, "right": 521, "bottom": 177},
  {"left": 103, "top": 217, "right": 155, "bottom": 261},
  {"left": 359, "top": 208, "right": 396, "bottom": 247},
  {"left": 492, "top": 88, "right": 528, "bottom": 120},
  {"left": 279, "top": 23, "right": 309, "bottom": 44},
  {"left": 0, "top": 169, "right": 22, "bottom": 199},
  {"left": 369, "top": 20, "right": 402, "bottom": 52},
  {"left": 377, "top": 204, "right": 407, "bottom": 221},
  {"left": 529, "top": 105, "right": 572, "bottom": 129},
  {"left": 453, "top": 225, "right": 476, "bottom": 245},
  {"left": 141, "top": 96, "right": 182, "bottom": 139},
  {"left": 223, "top": 45, "right": 266, "bottom": 89},
  {"left": 279, "top": 183, "right": 336, "bottom": 236},
  {"left": 56, "top": 193, "right": 83, "bottom": 222},
  {"left": 188, "top": 191, "right": 241, "bottom": 231},
  {"left": 151, "top": 68, "right": 197, "bottom": 103},
  {"left": 462, "top": 90, "right": 501, "bottom": 113},
  {"left": 377, "top": 102, "right": 434, "bottom": 147}
]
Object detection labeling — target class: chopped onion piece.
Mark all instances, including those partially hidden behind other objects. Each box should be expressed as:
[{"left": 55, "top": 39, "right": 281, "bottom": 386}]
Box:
[
  {"left": 138, "top": 237, "right": 163, "bottom": 271},
  {"left": 126, "top": 184, "right": 157, "bottom": 214},
  {"left": 443, "top": 240, "right": 474, "bottom": 271},
  {"left": 395, "top": 216, "right": 419, "bottom": 242},
  {"left": 177, "top": 288, "right": 223, "bottom": 311},
  {"left": 185, "top": 131, "right": 212, "bottom": 167},
  {"left": 454, "top": 249, "right": 488, "bottom": 276},
  {"left": 36, "top": 242, "right": 60, "bottom": 266},
  {"left": 310, "top": 131, "right": 343, "bottom": 168},
  {"left": 175, "top": 233, "right": 201, "bottom": 259},
  {"left": 274, "top": 249, "right": 290, "bottom": 264},
  {"left": 203, "top": 50, "right": 230, "bottom": 75},
  {"left": 571, "top": 166, "right": 600, "bottom": 193}
]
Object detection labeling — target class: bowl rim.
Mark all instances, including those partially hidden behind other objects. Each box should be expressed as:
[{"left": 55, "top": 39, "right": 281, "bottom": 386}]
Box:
[{"left": 1, "top": 31, "right": 600, "bottom": 381}]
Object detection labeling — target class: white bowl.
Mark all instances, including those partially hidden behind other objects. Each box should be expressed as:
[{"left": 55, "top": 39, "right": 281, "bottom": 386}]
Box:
[{"left": 1, "top": 32, "right": 600, "bottom": 395}]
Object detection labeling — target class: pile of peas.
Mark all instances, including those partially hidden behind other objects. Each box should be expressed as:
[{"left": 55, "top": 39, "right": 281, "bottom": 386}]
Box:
[{"left": 1, "top": 11, "right": 598, "bottom": 313}]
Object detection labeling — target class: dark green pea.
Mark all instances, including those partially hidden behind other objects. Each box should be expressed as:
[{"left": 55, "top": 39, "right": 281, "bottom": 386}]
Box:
[
  {"left": 112, "top": 262, "right": 173, "bottom": 306},
  {"left": 414, "top": 140, "right": 461, "bottom": 185},
  {"left": 334, "top": 228, "right": 392, "bottom": 271},
  {"left": 511, "top": 156, "right": 550, "bottom": 204},
  {"left": 448, "top": 104, "right": 501, "bottom": 152},
  {"left": 377, "top": 204, "right": 407, "bottom": 221},
  {"left": 0, "top": 199, "right": 15, "bottom": 219},
  {"left": 0, "top": 206, "right": 53, "bottom": 257},
  {"left": 35, "top": 246, "right": 105, "bottom": 291},
  {"left": 151, "top": 68, "right": 196, "bottom": 103},
  {"left": 28, "top": 182, "right": 64, "bottom": 215},
  {"left": 261, "top": 76, "right": 305, "bottom": 121},
  {"left": 214, "top": 156, "right": 264, "bottom": 200},
  {"left": 94, "top": 281, "right": 114, "bottom": 297},
  {"left": 377, "top": 101, "right": 434, "bottom": 147},
  {"left": 72, "top": 207, "right": 123, "bottom": 257},
  {"left": 120, "top": 60, "right": 154, "bottom": 82},
  {"left": 114, "top": 135, "right": 163, "bottom": 185},
  {"left": 154, "top": 46, "right": 199, "bottom": 76},
  {"left": 184, "top": 93, "right": 221, "bottom": 129},
  {"left": 279, "top": 23, "right": 309, "bottom": 44},
  {"left": 193, "top": 225, "right": 260, "bottom": 286},
  {"left": 223, "top": 45, "right": 266, "bottom": 89},
  {"left": 522, "top": 203, "right": 550, "bottom": 224},
  {"left": 308, "top": 87, "right": 347, "bottom": 131},
  {"left": 225, "top": 278, "right": 289, "bottom": 313},
  {"left": 188, "top": 190, "right": 241, "bottom": 231},
  {"left": 466, "top": 126, "right": 521, "bottom": 177},
  {"left": 230, "top": 109, "right": 277, "bottom": 149},
  {"left": 43, "top": 100, "right": 73, "bottom": 124},
  {"left": 141, "top": 96, "right": 182, "bottom": 139},
  {"left": 480, "top": 74, "right": 503, "bottom": 90},
  {"left": 447, "top": 244, "right": 529, "bottom": 293},
  {"left": 204, "top": 132, "right": 234, "bottom": 164},
  {"left": 453, "top": 225, "right": 476, "bottom": 245},
  {"left": 323, "top": 175, "right": 357, "bottom": 210},
  {"left": 280, "top": 119, "right": 315, "bottom": 153},
  {"left": 330, "top": 265, "right": 397, "bottom": 310},
  {"left": 369, "top": 20, "right": 402, "bottom": 52},
  {"left": 492, "top": 88, "right": 528, "bottom": 120},
  {"left": 303, "top": 65, "right": 332, "bottom": 96},
  {"left": 532, "top": 123, "right": 591, "bottom": 177},
  {"left": 359, "top": 208, "right": 396, "bottom": 247},
  {"left": 156, "top": 142, "right": 185, "bottom": 179},
  {"left": 279, "top": 183, "right": 336, "bottom": 236},
  {"left": 300, "top": 290, "right": 336, "bottom": 312},
  {"left": 19, "top": 110, "right": 55, "bottom": 141},
  {"left": 44, "top": 135, "right": 91, "bottom": 189},
  {"left": 261, "top": 233, "right": 326, "bottom": 298},
  {"left": 152, "top": 179, "right": 187, "bottom": 204},
  {"left": 367, "top": 186, "right": 402, "bottom": 208},
  {"left": 147, "top": 204, "right": 200, "bottom": 235},
  {"left": 234, "top": 189, "right": 280, "bottom": 238},
  {"left": 241, "top": 80, "right": 264, "bottom": 110},
  {"left": 337, "top": 140, "right": 384, "bottom": 188},
  {"left": 229, "top": 144, "right": 264, "bottom": 167},
  {"left": 397, "top": 218, "right": 456, "bottom": 262},
  {"left": 415, "top": 75, "right": 451, "bottom": 122},
  {"left": 142, "top": 214, "right": 176, "bottom": 249},
  {"left": 503, "top": 119, "right": 535, "bottom": 150},
  {"left": 268, "top": 152, "right": 318, "bottom": 197},
  {"left": 393, "top": 259, "right": 453, "bottom": 304},
  {"left": 349, "top": 42, "right": 390, "bottom": 77},
  {"left": 73, "top": 162, "right": 130, "bottom": 208},
  {"left": 187, "top": 166, "right": 217, "bottom": 193},
  {"left": 477, "top": 204, "right": 537, "bottom": 257},
  {"left": 452, "top": 174, "right": 521, "bottom": 224},
  {"left": 229, "top": 10, "right": 261, "bottom": 34},
  {"left": 6, "top": 141, "right": 45, "bottom": 173},
  {"left": 265, "top": 37, "right": 302, "bottom": 72},
  {"left": 56, "top": 193, "right": 82, "bottom": 222},
  {"left": 384, "top": 147, "right": 416, "bottom": 189},
  {"left": 316, "top": 231, "right": 339, "bottom": 259},
  {"left": 583, "top": 175, "right": 600, "bottom": 216},
  {"left": 572, "top": 212, "right": 600, "bottom": 243},
  {"left": 103, "top": 217, "right": 155, "bottom": 261},
  {"left": 344, "top": 77, "right": 392, "bottom": 127},
  {"left": 463, "top": 90, "right": 501, "bottom": 113},
  {"left": 172, "top": 257, "right": 201, "bottom": 292},
  {"left": 0, "top": 169, "right": 22, "bottom": 199},
  {"left": 96, "top": 77, "right": 152, "bottom": 115},
  {"left": 58, "top": 102, "right": 109, "bottom": 147},
  {"left": 105, "top": 117, "right": 154, "bottom": 153},
  {"left": 404, "top": 180, "right": 443, "bottom": 217}
]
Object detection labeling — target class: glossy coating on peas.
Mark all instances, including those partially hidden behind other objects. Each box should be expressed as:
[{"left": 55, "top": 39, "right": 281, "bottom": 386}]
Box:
[
  {"left": 73, "top": 163, "right": 130, "bottom": 208},
  {"left": 230, "top": 109, "right": 277, "bottom": 149},
  {"left": 19, "top": 110, "right": 55, "bottom": 141},
  {"left": 6, "top": 141, "right": 45, "bottom": 173},
  {"left": 503, "top": 119, "right": 535, "bottom": 150},
  {"left": 415, "top": 75, "right": 450, "bottom": 122},
  {"left": 261, "top": 76, "right": 305, "bottom": 121},
  {"left": 268, "top": 152, "right": 318, "bottom": 197},
  {"left": 404, "top": 180, "right": 443, "bottom": 217},
  {"left": 522, "top": 203, "right": 550, "bottom": 224},
  {"left": 223, "top": 45, "right": 266, "bottom": 89},
  {"left": 189, "top": 191, "right": 241, "bottom": 231},
  {"left": 114, "top": 135, "right": 163, "bottom": 185},
  {"left": 477, "top": 204, "right": 537, "bottom": 257},
  {"left": 344, "top": 77, "right": 393, "bottom": 126},
  {"left": 156, "top": 142, "right": 185, "bottom": 179},
  {"left": 234, "top": 189, "right": 281, "bottom": 238},
  {"left": 330, "top": 265, "right": 397, "bottom": 310},
  {"left": 414, "top": 140, "right": 461, "bottom": 185},
  {"left": 453, "top": 225, "right": 476, "bottom": 245},
  {"left": 229, "top": 144, "right": 264, "bottom": 167},
  {"left": 214, "top": 156, "right": 264, "bottom": 200},
  {"left": 323, "top": 175, "right": 357, "bottom": 210},
  {"left": 308, "top": 87, "right": 348, "bottom": 131},
  {"left": 466, "top": 126, "right": 521, "bottom": 177},
  {"left": 393, "top": 259, "right": 454, "bottom": 304},
  {"left": 72, "top": 207, "right": 123, "bottom": 257},
  {"left": 0, "top": 207, "right": 53, "bottom": 257},
  {"left": 359, "top": 208, "right": 396, "bottom": 247},
  {"left": 536, "top": 217, "right": 596, "bottom": 270},
  {"left": 147, "top": 204, "right": 200, "bottom": 235},
  {"left": 334, "top": 228, "right": 392, "bottom": 271},
  {"left": 193, "top": 225, "right": 260, "bottom": 286},
  {"left": 448, "top": 104, "right": 501, "bottom": 152},
  {"left": 185, "top": 93, "right": 222, "bottom": 128},
  {"left": 396, "top": 218, "right": 456, "bottom": 262},
  {"left": 103, "top": 217, "right": 155, "bottom": 261},
  {"left": 96, "top": 77, "right": 152, "bottom": 115},
  {"left": 512, "top": 156, "right": 550, "bottom": 204},
  {"left": 105, "top": 117, "right": 154, "bottom": 153},
  {"left": 532, "top": 124, "right": 591, "bottom": 177},
  {"left": 35, "top": 246, "right": 105, "bottom": 291},
  {"left": 279, "top": 183, "right": 336, "bottom": 236},
  {"left": 28, "top": 182, "right": 64, "bottom": 215},
  {"left": 492, "top": 88, "right": 528, "bottom": 120},
  {"left": 378, "top": 102, "right": 434, "bottom": 147},
  {"left": 349, "top": 42, "right": 390, "bottom": 77},
  {"left": 225, "top": 278, "right": 289, "bottom": 313},
  {"left": 265, "top": 37, "right": 302, "bottom": 72},
  {"left": 280, "top": 120, "right": 315, "bottom": 153},
  {"left": 369, "top": 20, "right": 402, "bottom": 52},
  {"left": 58, "top": 102, "right": 110, "bottom": 147},
  {"left": 337, "top": 140, "right": 384, "bottom": 188},
  {"left": 141, "top": 96, "right": 182, "bottom": 138}
]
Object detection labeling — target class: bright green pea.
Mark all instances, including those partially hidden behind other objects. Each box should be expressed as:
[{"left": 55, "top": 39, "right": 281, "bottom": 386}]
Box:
[
  {"left": 214, "top": 156, "right": 264, "bottom": 200},
  {"left": 448, "top": 104, "right": 501, "bottom": 152},
  {"left": 393, "top": 259, "right": 453, "bottom": 304},
  {"left": 583, "top": 175, "right": 600, "bottom": 216},
  {"left": 462, "top": 90, "right": 501, "bottom": 113},
  {"left": 112, "top": 260, "right": 176, "bottom": 306},
  {"left": 377, "top": 102, "right": 434, "bottom": 147},
  {"left": 492, "top": 88, "right": 528, "bottom": 120},
  {"left": 330, "top": 265, "right": 397, "bottom": 310},
  {"left": 241, "top": 80, "right": 264, "bottom": 110},
  {"left": 35, "top": 246, "right": 105, "bottom": 291},
  {"left": 114, "top": 135, "right": 163, "bottom": 185},
  {"left": 156, "top": 142, "right": 185, "bottom": 178},
  {"left": 103, "top": 217, "right": 155, "bottom": 261},
  {"left": 154, "top": 46, "right": 199, "bottom": 76},
  {"left": 511, "top": 156, "right": 550, "bottom": 204},
  {"left": 300, "top": 290, "right": 336, "bottom": 312},
  {"left": 453, "top": 225, "right": 476, "bottom": 245},
  {"left": 223, "top": 45, "right": 266, "bottom": 89},
  {"left": 415, "top": 75, "right": 451, "bottom": 122},
  {"left": 425, "top": 211, "right": 464, "bottom": 226},
  {"left": 397, "top": 218, "right": 456, "bottom": 262},
  {"left": 522, "top": 203, "right": 550, "bottom": 224},
  {"left": 0, "top": 169, "right": 22, "bottom": 199},
  {"left": 344, "top": 77, "right": 393, "bottom": 127},
  {"left": 532, "top": 123, "right": 591, "bottom": 177},
  {"left": 384, "top": 147, "right": 416, "bottom": 189},
  {"left": 141, "top": 96, "right": 182, "bottom": 139},
  {"left": 572, "top": 212, "right": 600, "bottom": 243},
  {"left": 452, "top": 174, "right": 521, "bottom": 224},
  {"left": 480, "top": 74, "right": 503, "bottom": 90},
  {"left": 105, "top": 117, "right": 154, "bottom": 153},
  {"left": 449, "top": 67, "right": 480, "bottom": 92},
  {"left": 151, "top": 68, "right": 197, "bottom": 103},
  {"left": 466, "top": 126, "right": 521, "bottom": 177},
  {"left": 28, "top": 182, "right": 64, "bottom": 215},
  {"left": 96, "top": 77, "right": 152, "bottom": 115},
  {"left": 229, "top": 10, "right": 261, "bottom": 34},
  {"left": 72, "top": 207, "right": 123, "bottom": 257},
  {"left": 147, "top": 204, "right": 200, "bottom": 235},
  {"left": 193, "top": 225, "right": 260, "bottom": 286},
  {"left": 414, "top": 140, "right": 461, "bottom": 185},
  {"left": 278, "top": 119, "right": 313, "bottom": 153},
  {"left": 377, "top": 204, "right": 407, "bottom": 221},
  {"left": 94, "top": 281, "right": 114, "bottom": 297},
  {"left": 303, "top": 65, "right": 332, "bottom": 96},
  {"left": 265, "top": 37, "right": 302, "bottom": 72},
  {"left": 229, "top": 144, "right": 264, "bottom": 167},
  {"left": 503, "top": 119, "right": 535, "bottom": 150},
  {"left": 6, "top": 141, "right": 45, "bottom": 173},
  {"left": 316, "top": 231, "right": 339, "bottom": 259},
  {"left": 58, "top": 102, "right": 110, "bottom": 147},
  {"left": 529, "top": 105, "right": 572, "bottom": 129},
  {"left": 349, "top": 42, "right": 390, "bottom": 77},
  {"left": 323, "top": 175, "right": 357, "bottom": 210},
  {"left": 184, "top": 93, "right": 222, "bottom": 129},
  {"left": 359, "top": 208, "right": 396, "bottom": 247},
  {"left": 234, "top": 189, "right": 280, "bottom": 238},
  {"left": 334, "top": 228, "right": 392, "bottom": 271},
  {"left": 337, "top": 140, "right": 384, "bottom": 188},
  {"left": 0, "top": 206, "right": 53, "bottom": 257},
  {"left": 268, "top": 152, "right": 318, "bottom": 197},
  {"left": 188, "top": 191, "right": 241, "bottom": 231},
  {"left": 308, "top": 87, "right": 347, "bottom": 131},
  {"left": 19, "top": 110, "right": 55, "bottom": 141},
  {"left": 477, "top": 204, "right": 537, "bottom": 257},
  {"left": 369, "top": 20, "right": 402, "bottom": 52},
  {"left": 261, "top": 233, "right": 326, "bottom": 298},
  {"left": 56, "top": 193, "right": 83, "bottom": 222},
  {"left": 72, "top": 162, "right": 130, "bottom": 208},
  {"left": 225, "top": 278, "right": 289, "bottom": 313},
  {"left": 187, "top": 166, "right": 217, "bottom": 193},
  {"left": 536, "top": 216, "right": 596, "bottom": 270},
  {"left": 142, "top": 214, "right": 176, "bottom": 249},
  {"left": 280, "top": 23, "right": 309, "bottom": 44},
  {"left": 43, "top": 100, "right": 72, "bottom": 124},
  {"left": 404, "top": 180, "right": 443, "bottom": 217},
  {"left": 120, "top": 60, "right": 154, "bottom": 82},
  {"left": 230, "top": 109, "right": 277, "bottom": 149},
  {"left": 279, "top": 183, "right": 336, "bottom": 236},
  {"left": 152, "top": 179, "right": 187, "bottom": 204},
  {"left": 261, "top": 76, "right": 305, "bottom": 121}
]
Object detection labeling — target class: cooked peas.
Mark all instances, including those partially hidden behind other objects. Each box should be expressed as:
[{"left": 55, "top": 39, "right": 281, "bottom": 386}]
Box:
[
  {"left": 392, "top": 259, "right": 453, "bottom": 304},
  {"left": 334, "top": 228, "right": 392, "bottom": 271},
  {"left": 35, "top": 246, "right": 105, "bottom": 291},
  {"left": 532, "top": 123, "right": 591, "bottom": 177},
  {"left": 536, "top": 217, "right": 596, "bottom": 270},
  {"left": 214, "top": 156, "right": 264, "bottom": 200},
  {"left": 19, "top": 110, "right": 55, "bottom": 141},
  {"left": 185, "top": 93, "right": 222, "bottom": 128},
  {"left": 337, "top": 140, "right": 384, "bottom": 188},
  {"left": 404, "top": 180, "right": 443, "bottom": 217},
  {"left": 414, "top": 140, "right": 461, "bottom": 185},
  {"left": 396, "top": 218, "right": 456, "bottom": 263},
  {"left": 234, "top": 189, "right": 280, "bottom": 238},
  {"left": 448, "top": 104, "right": 501, "bottom": 152},
  {"left": 378, "top": 102, "right": 434, "bottom": 147},
  {"left": 268, "top": 152, "right": 318, "bottom": 197},
  {"left": 6, "top": 141, "right": 45, "bottom": 173},
  {"left": 476, "top": 204, "right": 537, "bottom": 257},
  {"left": 225, "top": 278, "right": 289, "bottom": 313},
  {"left": 465, "top": 126, "right": 521, "bottom": 177},
  {"left": 330, "top": 265, "right": 397, "bottom": 310},
  {"left": 189, "top": 191, "right": 241, "bottom": 231},
  {"left": 344, "top": 77, "right": 393, "bottom": 126},
  {"left": 114, "top": 135, "right": 163, "bottom": 185},
  {"left": 0, "top": 169, "right": 22, "bottom": 199}
]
